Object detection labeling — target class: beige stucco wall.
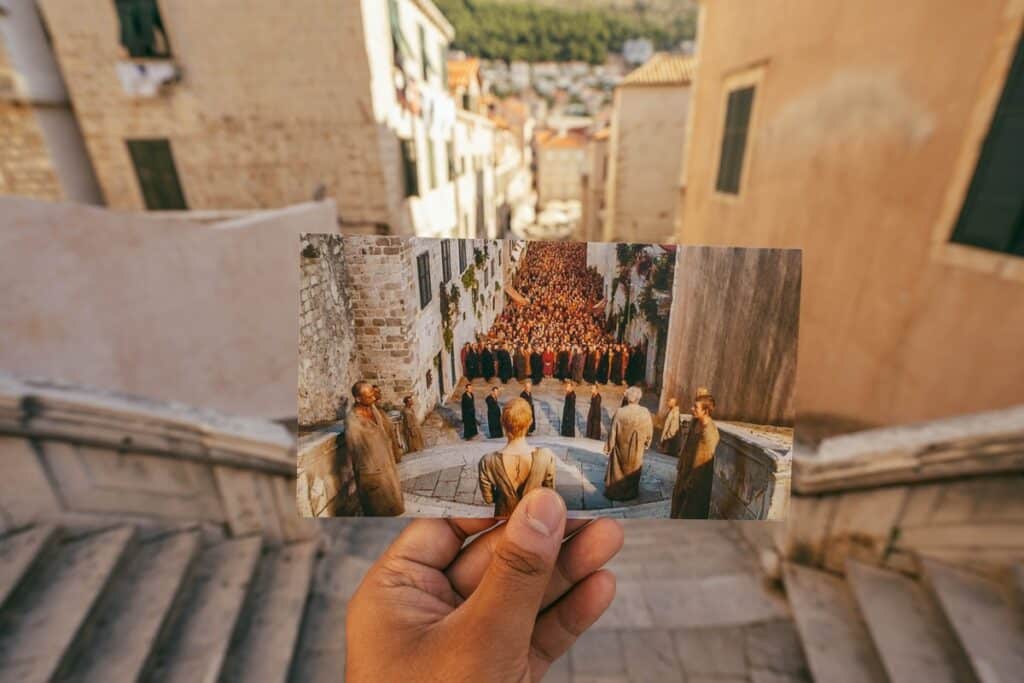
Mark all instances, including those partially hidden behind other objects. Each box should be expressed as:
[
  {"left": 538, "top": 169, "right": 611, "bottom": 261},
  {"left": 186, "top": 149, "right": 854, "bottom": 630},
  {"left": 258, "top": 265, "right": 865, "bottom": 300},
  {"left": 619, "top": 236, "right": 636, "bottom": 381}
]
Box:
[
  {"left": 537, "top": 146, "right": 585, "bottom": 204},
  {"left": 1, "top": 197, "right": 338, "bottom": 419},
  {"left": 605, "top": 85, "right": 689, "bottom": 243},
  {"left": 678, "top": 0, "right": 1024, "bottom": 430}
]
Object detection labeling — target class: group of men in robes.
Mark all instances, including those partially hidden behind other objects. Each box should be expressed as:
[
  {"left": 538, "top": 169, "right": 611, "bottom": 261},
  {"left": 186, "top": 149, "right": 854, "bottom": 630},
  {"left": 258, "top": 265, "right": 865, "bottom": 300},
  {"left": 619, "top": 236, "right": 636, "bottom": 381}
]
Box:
[
  {"left": 344, "top": 383, "right": 427, "bottom": 516},
  {"left": 463, "top": 340, "right": 646, "bottom": 388}
]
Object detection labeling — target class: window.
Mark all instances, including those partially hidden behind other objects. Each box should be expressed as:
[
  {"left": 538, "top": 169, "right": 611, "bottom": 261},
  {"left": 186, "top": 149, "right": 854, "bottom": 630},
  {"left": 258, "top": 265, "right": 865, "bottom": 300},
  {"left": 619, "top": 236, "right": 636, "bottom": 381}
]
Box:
[
  {"left": 715, "top": 85, "right": 756, "bottom": 194},
  {"left": 427, "top": 138, "right": 438, "bottom": 190},
  {"left": 115, "top": 0, "right": 171, "bottom": 58},
  {"left": 126, "top": 138, "right": 186, "bottom": 210},
  {"left": 950, "top": 33, "right": 1024, "bottom": 256},
  {"left": 441, "top": 240, "right": 452, "bottom": 283},
  {"left": 400, "top": 138, "right": 419, "bottom": 197},
  {"left": 458, "top": 239, "right": 467, "bottom": 272},
  {"left": 416, "top": 252, "right": 432, "bottom": 309},
  {"left": 447, "top": 140, "right": 456, "bottom": 181},
  {"left": 419, "top": 24, "right": 430, "bottom": 82}
]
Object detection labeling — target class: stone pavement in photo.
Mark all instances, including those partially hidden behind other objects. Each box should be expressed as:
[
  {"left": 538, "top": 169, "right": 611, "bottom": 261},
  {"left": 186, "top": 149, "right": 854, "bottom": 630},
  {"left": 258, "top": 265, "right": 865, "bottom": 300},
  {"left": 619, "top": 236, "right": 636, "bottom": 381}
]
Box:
[
  {"left": 322, "top": 518, "right": 807, "bottom": 683},
  {"left": 398, "top": 435, "right": 677, "bottom": 518}
]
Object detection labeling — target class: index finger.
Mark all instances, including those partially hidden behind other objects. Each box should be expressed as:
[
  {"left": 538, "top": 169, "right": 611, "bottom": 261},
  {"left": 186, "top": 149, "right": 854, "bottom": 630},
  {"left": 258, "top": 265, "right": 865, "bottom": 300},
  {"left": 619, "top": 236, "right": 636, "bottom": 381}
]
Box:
[{"left": 385, "top": 518, "right": 499, "bottom": 571}]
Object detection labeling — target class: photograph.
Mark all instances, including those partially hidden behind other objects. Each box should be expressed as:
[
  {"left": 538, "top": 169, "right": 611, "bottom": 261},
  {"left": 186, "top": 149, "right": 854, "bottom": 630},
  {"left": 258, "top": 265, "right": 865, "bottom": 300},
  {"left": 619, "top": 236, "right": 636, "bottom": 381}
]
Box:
[{"left": 297, "top": 235, "right": 801, "bottom": 519}]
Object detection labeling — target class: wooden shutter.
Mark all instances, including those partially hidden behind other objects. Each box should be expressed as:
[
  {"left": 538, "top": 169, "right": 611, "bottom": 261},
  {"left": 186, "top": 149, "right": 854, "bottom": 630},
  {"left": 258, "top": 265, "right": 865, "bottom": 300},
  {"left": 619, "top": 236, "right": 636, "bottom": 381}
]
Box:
[
  {"left": 715, "top": 85, "right": 756, "bottom": 195},
  {"left": 441, "top": 240, "right": 452, "bottom": 283},
  {"left": 951, "top": 33, "right": 1024, "bottom": 255},
  {"left": 417, "top": 252, "right": 432, "bottom": 309},
  {"left": 401, "top": 139, "right": 419, "bottom": 197},
  {"left": 126, "top": 139, "right": 186, "bottom": 210}
]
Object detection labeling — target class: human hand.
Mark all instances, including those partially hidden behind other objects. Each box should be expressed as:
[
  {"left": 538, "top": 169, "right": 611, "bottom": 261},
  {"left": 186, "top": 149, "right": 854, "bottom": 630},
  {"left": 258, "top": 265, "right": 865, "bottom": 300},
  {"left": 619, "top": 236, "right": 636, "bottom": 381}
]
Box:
[{"left": 346, "top": 488, "right": 624, "bottom": 682}]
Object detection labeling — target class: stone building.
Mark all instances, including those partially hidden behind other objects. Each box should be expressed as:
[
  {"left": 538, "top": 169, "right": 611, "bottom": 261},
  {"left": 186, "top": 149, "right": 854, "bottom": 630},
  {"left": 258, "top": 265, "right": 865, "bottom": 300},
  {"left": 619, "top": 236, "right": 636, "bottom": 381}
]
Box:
[
  {"left": 0, "top": 0, "right": 101, "bottom": 203},
  {"left": 535, "top": 128, "right": 587, "bottom": 205},
  {"left": 451, "top": 109, "right": 497, "bottom": 238},
  {"left": 676, "top": 0, "right": 1024, "bottom": 432},
  {"left": 603, "top": 53, "right": 694, "bottom": 243},
  {"left": 34, "top": 0, "right": 464, "bottom": 237},
  {"left": 297, "top": 235, "right": 520, "bottom": 427},
  {"left": 579, "top": 127, "right": 610, "bottom": 241}
]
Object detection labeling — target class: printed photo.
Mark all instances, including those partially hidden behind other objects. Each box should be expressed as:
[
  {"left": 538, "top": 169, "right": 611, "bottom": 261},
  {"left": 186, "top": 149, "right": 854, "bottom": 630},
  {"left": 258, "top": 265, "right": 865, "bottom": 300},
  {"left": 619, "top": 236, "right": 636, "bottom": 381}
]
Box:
[{"left": 297, "top": 236, "right": 801, "bottom": 519}]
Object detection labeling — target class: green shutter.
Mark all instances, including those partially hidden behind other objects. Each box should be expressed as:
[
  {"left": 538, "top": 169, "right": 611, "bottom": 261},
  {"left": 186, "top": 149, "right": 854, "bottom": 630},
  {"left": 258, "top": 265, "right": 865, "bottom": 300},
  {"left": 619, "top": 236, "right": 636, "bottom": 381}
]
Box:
[
  {"left": 951, "top": 33, "right": 1024, "bottom": 256},
  {"left": 401, "top": 139, "right": 419, "bottom": 198},
  {"left": 126, "top": 138, "right": 187, "bottom": 210},
  {"left": 715, "top": 86, "right": 755, "bottom": 195}
]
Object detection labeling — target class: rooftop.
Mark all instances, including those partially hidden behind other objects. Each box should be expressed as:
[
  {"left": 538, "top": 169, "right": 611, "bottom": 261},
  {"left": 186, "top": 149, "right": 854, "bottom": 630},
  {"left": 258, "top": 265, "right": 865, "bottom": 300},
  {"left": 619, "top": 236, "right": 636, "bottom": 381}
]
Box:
[
  {"left": 620, "top": 53, "right": 696, "bottom": 88},
  {"left": 447, "top": 57, "right": 481, "bottom": 92}
]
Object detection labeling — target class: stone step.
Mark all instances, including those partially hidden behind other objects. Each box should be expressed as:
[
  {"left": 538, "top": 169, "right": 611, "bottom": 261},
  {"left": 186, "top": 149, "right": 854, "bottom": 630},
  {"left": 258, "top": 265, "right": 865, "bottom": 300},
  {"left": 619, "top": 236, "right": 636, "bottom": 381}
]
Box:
[
  {"left": 845, "top": 559, "right": 975, "bottom": 683},
  {"left": 0, "top": 524, "right": 59, "bottom": 609},
  {"left": 221, "top": 540, "right": 319, "bottom": 682},
  {"left": 782, "top": 563, "right": 888, "bottom": 683},
  {"left": 58, "top": 530, "right": 202, "bottom": 682},
  {"left": 921, "top": 557, "right": 1024, "bottom": 683},
  {"left": 0, "top": 525, "right": 136, "bottom": 681},
  {"left": 147, "top": 535, "right": 263, "bottom": 683},
  {"left": 1012, "top": 564, "right": 1024, "bottom": 610}
]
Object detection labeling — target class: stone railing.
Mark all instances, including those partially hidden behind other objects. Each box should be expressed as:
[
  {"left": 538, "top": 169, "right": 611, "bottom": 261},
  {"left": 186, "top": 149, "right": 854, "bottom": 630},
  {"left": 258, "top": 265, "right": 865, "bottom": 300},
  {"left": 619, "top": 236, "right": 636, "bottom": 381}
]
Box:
[{"left": 707, "top": 420, "right": 792, "bottom": 520}]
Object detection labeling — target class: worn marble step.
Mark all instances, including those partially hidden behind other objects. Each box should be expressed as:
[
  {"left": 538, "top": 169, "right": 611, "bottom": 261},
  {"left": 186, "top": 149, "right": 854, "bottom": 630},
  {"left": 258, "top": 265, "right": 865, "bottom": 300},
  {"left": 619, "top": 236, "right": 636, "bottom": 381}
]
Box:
[
  {"left": 0, "top": 524, "right": 59, "bottom": 609},
  {"left": 846, "top": 560, "right": 975, "bottom": 683},
  {"left": 922, "top": 558, "right": 1024, "bottom": 683},
  {"left": 58, "top": 530, "right": 202, "bottom": 682},
  {"left": 0, "top": 525, "right": 136, "bottom": 681},
  {"left": 147, "top": 535, "right": 263, "bottom": 683},
  {"left": 221, "top": 540, "right": 319, "bottom": 682},
  {"left": 782, "top": 563, "right": 888, "bottom": 683}
]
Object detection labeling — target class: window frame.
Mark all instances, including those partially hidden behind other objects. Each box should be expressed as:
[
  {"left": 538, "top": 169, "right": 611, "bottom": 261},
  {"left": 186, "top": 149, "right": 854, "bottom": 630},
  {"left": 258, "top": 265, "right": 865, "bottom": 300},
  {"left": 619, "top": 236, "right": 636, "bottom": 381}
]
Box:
[
  {"left": 416, "top": 251, "right": 432, "bottom": 309},
  {"left": 458, "top": 239, "right": 468, "bottom": 273},
  {"left": 125, "top": 137, "right": 187, "bottom": 210},
  {"left": 929, "top": 12, "right": 1024, "bottom": 282},
  {"left": 441, "top": 240, "right": 452, "bottom": 283},
  {"left": 711, "top": 65, "right": 766, "bottom": 203}
]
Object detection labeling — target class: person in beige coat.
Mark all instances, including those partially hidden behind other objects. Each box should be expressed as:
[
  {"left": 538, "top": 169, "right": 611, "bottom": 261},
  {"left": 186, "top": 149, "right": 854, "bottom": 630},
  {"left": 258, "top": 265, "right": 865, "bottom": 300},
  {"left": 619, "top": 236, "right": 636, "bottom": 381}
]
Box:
[
  {"left": 401, "top": 395, "right": 425, "bottom": 454},
  {"left": 671, "top": 392, "right": 721, "bottom": 519},
  {"left": 658, "top": 397, "right": 682, "bottom": 454},
  {"left": 603, "top": 386, "right": 653, "bottom": 500},
  {"left": 346, "top": 381, "right": 405, "bottom": 516}
]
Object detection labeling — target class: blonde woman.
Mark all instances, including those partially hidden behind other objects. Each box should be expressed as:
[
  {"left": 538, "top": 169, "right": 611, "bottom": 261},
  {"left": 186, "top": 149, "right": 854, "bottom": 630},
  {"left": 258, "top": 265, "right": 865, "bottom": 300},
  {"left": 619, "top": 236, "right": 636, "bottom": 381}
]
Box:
[{"left": 477, "top": 397, "right": 557, "bottom": 516}]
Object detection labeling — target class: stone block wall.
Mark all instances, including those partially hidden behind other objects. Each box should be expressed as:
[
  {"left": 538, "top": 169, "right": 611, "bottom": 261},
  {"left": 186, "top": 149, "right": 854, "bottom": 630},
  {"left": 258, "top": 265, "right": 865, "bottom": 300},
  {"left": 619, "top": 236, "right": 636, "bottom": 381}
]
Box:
[
  {"left": 0, "top": 101, "right": 62, "bottom": 200},
  {"left": 298, "top": 234, "right": 357, "bottom": 427},
  {"left": 709, "top": 425, "right": 792, "bottom": 520}
]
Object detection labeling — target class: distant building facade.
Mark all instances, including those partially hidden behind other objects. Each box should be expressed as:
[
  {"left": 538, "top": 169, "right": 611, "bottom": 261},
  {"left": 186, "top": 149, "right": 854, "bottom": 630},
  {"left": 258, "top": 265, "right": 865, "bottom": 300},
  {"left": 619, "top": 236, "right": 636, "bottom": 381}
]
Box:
[
  {"left": 0, "top": 0, "right": 101, "bottom": 204},
  {"left": 678, "top": 0, "right": 1024, "bottom": 430},
  {"left": 603, "top": 53, "right": 694, "bottom": 243},
  {"left": 36, "top": 0, "right": 464, "bottom": 236},
  {"left": 535, "top": 129, "right": 587, "bottom": 204},
  {"left": 580, "top": 127, "right": 610, "bottom": 241}
]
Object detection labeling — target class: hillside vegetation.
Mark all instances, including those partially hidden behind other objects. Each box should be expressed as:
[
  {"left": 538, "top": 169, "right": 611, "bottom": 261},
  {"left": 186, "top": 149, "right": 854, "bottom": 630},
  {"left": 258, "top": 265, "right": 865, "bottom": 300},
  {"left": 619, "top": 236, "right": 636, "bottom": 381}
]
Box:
[{"left": 434, "top": 0, "right": 697, "bottom": 64}]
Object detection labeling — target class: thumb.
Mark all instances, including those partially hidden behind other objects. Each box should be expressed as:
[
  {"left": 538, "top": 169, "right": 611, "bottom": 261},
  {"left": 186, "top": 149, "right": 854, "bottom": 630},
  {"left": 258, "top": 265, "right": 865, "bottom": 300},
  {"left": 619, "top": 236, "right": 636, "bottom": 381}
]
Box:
[{"left": 463, "top": 488, "right": 566, "bottom": 646}]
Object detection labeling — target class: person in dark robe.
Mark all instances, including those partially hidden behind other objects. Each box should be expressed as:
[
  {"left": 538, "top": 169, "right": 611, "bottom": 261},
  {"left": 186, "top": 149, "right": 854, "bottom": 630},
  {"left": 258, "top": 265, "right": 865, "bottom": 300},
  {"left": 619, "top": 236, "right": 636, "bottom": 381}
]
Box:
[
  {"left": 585, "top": 384, "right": 602, "bottom": 439},
  {"left": 344, "top": 381, "right": 404, "bottom": 516},
  {"left": 560, "top": 381, "right": 577, "bottom": 437},
  {"left": 626, "top": 343, "right": 645, "bottom": 386},
  {"left": 461, "top": 342, "right": 471, "bottom": 379},
  {"left": 556, "top": 347, "right": 571, "bottom": 380},
  {"left": 486, "top": 386, "right": 504, "bottom": 438},
  {"left": 671, "top": 393, "right": 721, "bottom": 519},
  {"left": 597, "top": 346, "right": 611, "bottom": 384},
  {"left": 603, "top": 386, "right": 653, "bottom": 500},
  {"left": 571, "top": 345, "right": 586, "bottom": 384},
  {"left": 530, "top": 348, "right": 544, "bottom": 384},
  {"left": 513, "top": 345, "right": 527, "bottom": 382},
  {"left": 542, "top": 346, "right": 555, "bottom": 379},
  {"left": 477, "top": 397, "right": 556, "bottom": 517},
  {"left": 610, "top": 345, "right": 625, "bottom": 385},
  {"left": 519, "top": 380, "right": 536, "bottom": 434},
  {"left": 480, "top": 345, "right": 495, "bottom": 381},
  {"left": 461, "top": 385, "right": 479, "bottom": 439},
  {"left": 465, "top": 343, "right": 480, "bottom": 381},
  {"left": 583, "top": 345, "right": 598, "bottom": 384},
  {"left": 497, "top": 345, "right": 514, "bottom": 383}
]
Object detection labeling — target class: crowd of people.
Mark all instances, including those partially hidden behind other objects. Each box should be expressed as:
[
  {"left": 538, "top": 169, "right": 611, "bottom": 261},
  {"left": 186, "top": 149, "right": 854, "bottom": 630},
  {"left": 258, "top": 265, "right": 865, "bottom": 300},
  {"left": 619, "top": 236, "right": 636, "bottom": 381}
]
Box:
[{"left": 461, "top": 242, "right": 647, "bottom": 388}]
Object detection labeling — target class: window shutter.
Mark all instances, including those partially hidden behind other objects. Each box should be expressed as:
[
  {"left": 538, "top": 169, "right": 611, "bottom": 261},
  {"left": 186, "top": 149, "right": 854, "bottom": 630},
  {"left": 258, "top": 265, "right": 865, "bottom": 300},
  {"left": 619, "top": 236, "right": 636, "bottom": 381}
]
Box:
[
  {"left": 715, "top": 85, "right": 756, "bottom": 195},
  {"left": 126, "top": 138, "right": 186, "bottom": 210}
]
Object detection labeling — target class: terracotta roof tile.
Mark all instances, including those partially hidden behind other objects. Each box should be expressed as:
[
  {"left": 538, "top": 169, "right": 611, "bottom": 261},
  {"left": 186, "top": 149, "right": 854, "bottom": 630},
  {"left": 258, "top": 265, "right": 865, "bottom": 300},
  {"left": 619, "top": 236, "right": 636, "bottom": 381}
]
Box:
[{"left": 620, "top": 53, "right": 696, "bottom": 87}]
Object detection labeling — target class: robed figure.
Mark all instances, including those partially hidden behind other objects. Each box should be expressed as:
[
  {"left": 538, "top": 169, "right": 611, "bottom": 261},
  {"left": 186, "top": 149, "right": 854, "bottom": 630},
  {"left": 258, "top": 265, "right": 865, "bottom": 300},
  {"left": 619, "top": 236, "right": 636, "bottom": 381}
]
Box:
[
  {"left": 497, "top": 347, "right": 514, "bottom": 383},
  {"left": 556, "top": 349, "right": 571, "bottom": 380},
  {"left": 401, "top": 403, "right": 425, "bottom": 453},
  {"left": 461, "top": 388, "right": 479, "bottom": 439},
  {"left": 530, "top": 350, "right": 544, "bottom": 384},
  {"left": 610, "top": 348, "right": 625, "bottom": 385},
  {"left": 377, "top": 406, "right": 404, "bottom": 464},
  {"left": 542, "top": 349, "right": 555, "bottom": 377},
  {"left": 571, "top": 349, "right": 586, "bottom": 384},
  {"left": 583, "top": 347, "right": 599, "bottom": 384},
  {"left": 585, "top": 389, "right": 602, "bottom": 439},
  {"left": 514, "top": 348, "right": 528, "bottom": 382},
  {"left": 596, "top": 348, "right": 610, "bottom": 384},
  {"left": 345, "top": 387, "right": 405, "bottom": 516},
  {"left": 519, "top": 387, "right": 536, "bottom": 434},
  {"left": 560, "top": 386, "right": 577, "bottom": 437},
  {"left": 465, "top": 345, "right": 480, "bottom": 380},
  {"left": 658, "top": 400, "right": 682, "bottom": 455},
  {"left": 480, "top": 347, "right": 495, "bottom": 381},
  {"left": 671, "top": 398, "right": 721, "bottom": 519},
  {"left": 486, "top": 392, "right": 504, "bottom": 438},
  {"left": 478, "top": 398, "right": 556, "bottom": 517},
  {"left": 626, "top": 344, "right": 645, "bottom": 386},
  {"left": 603, "top": 390, "right": 653, "bottom": 500}
]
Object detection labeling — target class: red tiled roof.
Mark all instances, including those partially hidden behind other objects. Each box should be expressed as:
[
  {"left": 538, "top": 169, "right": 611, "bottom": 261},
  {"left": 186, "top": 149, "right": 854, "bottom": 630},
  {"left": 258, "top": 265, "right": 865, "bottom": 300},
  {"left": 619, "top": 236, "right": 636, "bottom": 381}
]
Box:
[{"left": 620, "top": 53, "right": 696, "bottom": 87}]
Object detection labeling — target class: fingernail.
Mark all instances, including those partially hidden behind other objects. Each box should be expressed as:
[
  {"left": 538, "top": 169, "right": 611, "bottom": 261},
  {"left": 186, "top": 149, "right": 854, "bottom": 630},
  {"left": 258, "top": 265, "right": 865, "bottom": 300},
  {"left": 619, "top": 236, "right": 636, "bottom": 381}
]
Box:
[{"left": 522, "top": 489, "right": 565, "bottom": 537}]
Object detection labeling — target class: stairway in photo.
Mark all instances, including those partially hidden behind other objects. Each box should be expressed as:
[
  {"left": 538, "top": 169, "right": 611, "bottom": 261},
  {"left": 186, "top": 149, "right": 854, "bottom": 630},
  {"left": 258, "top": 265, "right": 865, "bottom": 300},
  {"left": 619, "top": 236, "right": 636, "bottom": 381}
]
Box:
[{"left": 1, "top": 375, "right": 1022, "bottom": 682}]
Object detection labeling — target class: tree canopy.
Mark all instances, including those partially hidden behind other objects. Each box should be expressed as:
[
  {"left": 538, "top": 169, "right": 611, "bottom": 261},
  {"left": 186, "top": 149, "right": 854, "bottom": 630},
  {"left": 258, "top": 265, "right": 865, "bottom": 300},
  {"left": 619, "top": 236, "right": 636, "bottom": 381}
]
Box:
[{"left": 434, "top": 0, "right": 696, "bottom": 64}]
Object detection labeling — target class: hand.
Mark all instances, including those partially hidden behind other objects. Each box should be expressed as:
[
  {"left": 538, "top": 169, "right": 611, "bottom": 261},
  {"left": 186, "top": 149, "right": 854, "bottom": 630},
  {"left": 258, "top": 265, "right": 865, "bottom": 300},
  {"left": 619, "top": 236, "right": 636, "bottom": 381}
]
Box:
[{"left": 346, "top": 488, "right": 624, "bottom": 682}]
